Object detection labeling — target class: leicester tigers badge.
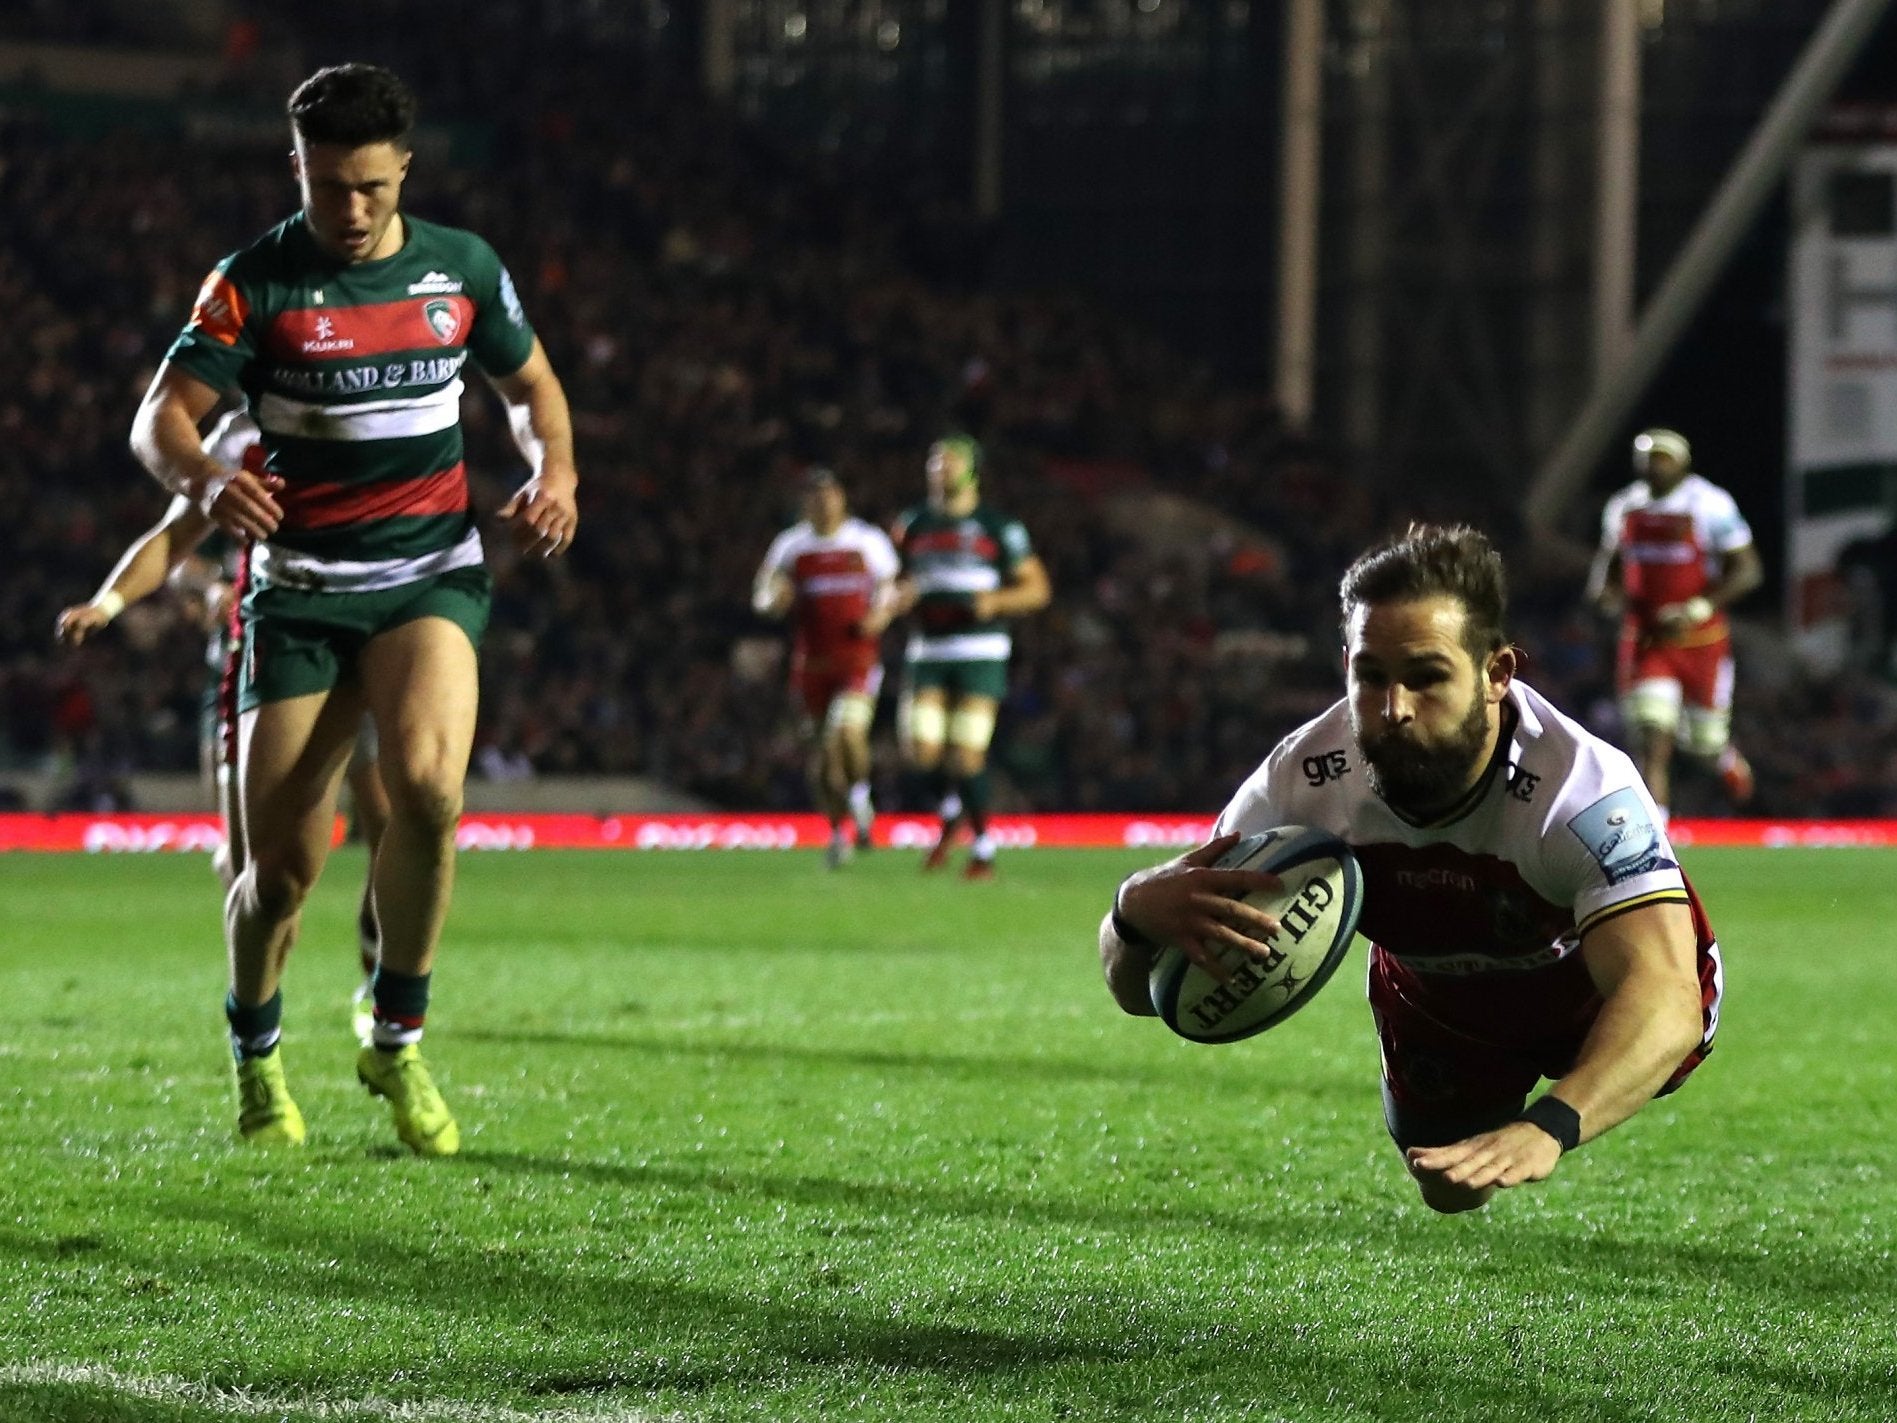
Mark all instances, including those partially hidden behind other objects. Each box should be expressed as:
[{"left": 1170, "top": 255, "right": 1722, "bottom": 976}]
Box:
[{"left": 423, "top": 298, "right": 461, "bottom": 345}]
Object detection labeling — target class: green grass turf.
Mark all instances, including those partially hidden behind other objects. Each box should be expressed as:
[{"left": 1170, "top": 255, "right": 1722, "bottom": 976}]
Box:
[{"left": 0, "top": 846, "right": 1890, "bottom": 1422}]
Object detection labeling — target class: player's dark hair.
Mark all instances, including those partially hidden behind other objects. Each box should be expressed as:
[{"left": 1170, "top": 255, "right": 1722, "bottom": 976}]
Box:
[
  {"left": 288, "top": 64, "right": 417, "bottom": 149},
  {"left": 1339, "top": 523, "right": 1508, "bottom": 659}
]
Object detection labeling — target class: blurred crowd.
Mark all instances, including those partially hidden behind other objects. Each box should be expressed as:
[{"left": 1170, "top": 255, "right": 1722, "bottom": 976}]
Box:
[{"left": 3, "top": 36, "right": 1894, "bottom": 820}]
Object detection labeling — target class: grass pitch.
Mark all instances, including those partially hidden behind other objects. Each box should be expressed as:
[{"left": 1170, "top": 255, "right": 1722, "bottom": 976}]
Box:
[{"left": 0, "top": 846, "right": 1891, "bottom": 1422}]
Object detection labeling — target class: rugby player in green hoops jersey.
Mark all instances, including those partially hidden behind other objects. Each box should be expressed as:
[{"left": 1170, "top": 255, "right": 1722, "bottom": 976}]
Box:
[
  {"left": 890, "top": 436, "right": 1051, "bottom": 878},
  {"left": 129, "top": 64, "right": 580, "bottom": 1154}
]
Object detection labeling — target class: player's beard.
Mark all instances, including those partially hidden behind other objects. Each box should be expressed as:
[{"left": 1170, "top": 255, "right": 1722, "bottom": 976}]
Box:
[{"left": 1354, "top": 688, "right": 1493, "bottom": 818}]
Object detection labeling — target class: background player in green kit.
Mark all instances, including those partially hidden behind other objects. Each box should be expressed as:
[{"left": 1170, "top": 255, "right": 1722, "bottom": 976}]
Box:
[
  {"left": 128, "top": 64, "right": 580, "bottom": 1154},
  {"left": 890, "top": 435, "right": 1050, "bottom": 878}
]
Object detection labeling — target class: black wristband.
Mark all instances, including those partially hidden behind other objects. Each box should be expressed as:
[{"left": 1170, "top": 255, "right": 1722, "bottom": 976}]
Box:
[
  {"left": 1517, "top": 1095, "right": 1582, "bottom": 1153},
  {"left": 1110, "top": 878, "right": 1160, "bottom": 952},
  {"left": 1110, "top": 907, "right": 1158, "bottom": 953}
]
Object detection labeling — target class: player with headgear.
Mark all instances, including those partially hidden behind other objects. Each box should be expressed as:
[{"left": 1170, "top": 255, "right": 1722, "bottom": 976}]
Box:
[
  {"left": 889, "top": 435, "right": 1050, "bottom": 878},
  {"left": 1587, "top": 428, "right": 1762, "bottom": 823}
]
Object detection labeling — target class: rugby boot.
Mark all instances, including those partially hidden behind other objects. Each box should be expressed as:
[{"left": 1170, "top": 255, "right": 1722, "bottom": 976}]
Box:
[
  {"left": 922, "top": 820, "right": 962, "bottom": 871},
  {"left": 825, "top": 830, "right": 854, "bottom": 870},
  {"left": 356, "top": 1043, "right": 460, "bottom": 1156},
  {"left": 235, "top": 1052, "right": 307, "bottom": 1147}
]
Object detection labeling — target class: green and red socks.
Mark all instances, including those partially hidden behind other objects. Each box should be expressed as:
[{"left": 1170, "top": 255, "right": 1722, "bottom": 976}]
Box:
[
  {"left": 369, "top": 966, "right": 430, "bottom": 1051},
  {"left": 226, "top": 990, "right": 282, "bottom": 1062}
]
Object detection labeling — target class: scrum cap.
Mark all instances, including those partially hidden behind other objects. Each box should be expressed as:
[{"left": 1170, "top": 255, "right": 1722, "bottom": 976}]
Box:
[{"left": 1633, "top": 428, "right": 1691, "bottom": 471}]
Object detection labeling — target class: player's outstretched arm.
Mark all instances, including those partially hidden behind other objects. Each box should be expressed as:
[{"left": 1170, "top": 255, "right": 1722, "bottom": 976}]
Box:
[
  {"left": 54, "top": 496, "right": 218, "bottom": 646},
  {"left": 1407, "top": 900, "right": 1703, "bottom": 1194},
  {"left": 491, "top": 338, "right": 580, "bottom": 558},
  {"left": 130, "top": 365, "right": 282, "bottom": 542}
]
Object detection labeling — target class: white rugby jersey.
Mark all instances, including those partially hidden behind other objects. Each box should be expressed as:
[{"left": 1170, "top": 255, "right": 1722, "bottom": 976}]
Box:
[
  {"left": 755, "top": 517, "right": 899, "bottom": 602},
  {"left": 1214, "top": 680, "right": 1720, "bottom": 1045},
  {"left": 1599, "top": 473, "right": 1752, "bottom": 616},
  {"left": 754, "top": 517, "right": 899, "bottom": 661}
]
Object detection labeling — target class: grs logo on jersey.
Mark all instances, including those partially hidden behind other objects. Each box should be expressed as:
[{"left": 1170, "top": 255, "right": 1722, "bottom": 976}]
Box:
[
  {"left": 1567, "top": 788, "right": 1674, "bottom": 885},
  {"left": 1302, "top": 750, "right": 1350, "bottom": 787},
  {"left": 424, "top": 299, "right": 462, "bottom": 345}
]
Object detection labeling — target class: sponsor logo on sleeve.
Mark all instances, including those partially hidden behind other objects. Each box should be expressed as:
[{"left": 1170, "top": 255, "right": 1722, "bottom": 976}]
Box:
[
  {"left": 188, "top": 271, "right": 249, "bottom": 346},
  {"left": 498, "top": 266, "right": 526, "bottom": 326},
  {"left": 1302, "top": 749, "right": 1350, "bottom": 787},
  {"left": 1566, "top": 787, "right": 1675, "bottom": 884}
]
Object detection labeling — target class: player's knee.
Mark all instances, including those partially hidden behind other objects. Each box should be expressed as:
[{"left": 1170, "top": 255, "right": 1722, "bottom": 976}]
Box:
[
  {"left": 243, "top": 853, "right": 319, "bottom": 922},
  {"left": 826, "top": 694, "right": 874, "bottom": 740},
  {"left": 1678, "top": 711, "right": 1730, "bottom": 760},
  {"left": 1621, "top": 681, "right": 1681, "bottom": 740},
  {"left": 379, "top": 748, "right": 466, "bottom": 834},
  {"left": 900, "top": 697, "right": 947, "bottom": 763},
  {"left": 946, "top": 703, "right": 996, "bottom": 756}
]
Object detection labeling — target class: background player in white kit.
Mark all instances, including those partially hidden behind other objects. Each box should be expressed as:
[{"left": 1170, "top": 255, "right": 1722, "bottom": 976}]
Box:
[
  {"left": 752, "top": 467, "right": 900, "bottom": 868},
  {"left": 1100, "top": 525, "right": 1722, "bottom": 1214},
  {"left": 56, "top": 409, "right": 389, "bottom": 1040},
  {"left": 1587, "top": 428, "right": 1762, "bottom": 822}
]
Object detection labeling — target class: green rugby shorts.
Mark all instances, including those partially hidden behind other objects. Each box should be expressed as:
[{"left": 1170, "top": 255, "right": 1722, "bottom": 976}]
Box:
[{"left": 236, "top": 565, "right": 491, "bottom": 711}]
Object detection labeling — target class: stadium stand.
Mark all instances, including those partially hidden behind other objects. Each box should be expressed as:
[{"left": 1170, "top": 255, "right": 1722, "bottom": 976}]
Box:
[{"left": 3, "top": 20, "right": 1892, "bottom": 820}]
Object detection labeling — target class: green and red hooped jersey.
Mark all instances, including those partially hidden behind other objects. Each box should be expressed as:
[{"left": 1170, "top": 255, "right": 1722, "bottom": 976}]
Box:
[
  {"left": 165, "top": 213, "right": 535, "bottom": 593},
  {"left": 891, "top": 502, "right": 1033, "bottom": 663}
]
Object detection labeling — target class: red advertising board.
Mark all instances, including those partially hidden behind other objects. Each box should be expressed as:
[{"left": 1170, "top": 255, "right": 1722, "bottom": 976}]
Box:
[{"left": 1, "top": 812, "right": 1892, "bottom": 852}]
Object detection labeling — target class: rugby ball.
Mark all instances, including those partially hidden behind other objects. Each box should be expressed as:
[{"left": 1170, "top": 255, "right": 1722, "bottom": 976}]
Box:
[{"left": 1147, "top": 827, "right": 1363, "bottom": 1044}]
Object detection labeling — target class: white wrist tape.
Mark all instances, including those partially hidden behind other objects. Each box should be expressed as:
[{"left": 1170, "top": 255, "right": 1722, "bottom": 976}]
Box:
[
  {"left": 195, "top": 468, "right": 237, "bottom": 518},
  {"left": 96, "top": 590, "right": 126, "bottom": 622},
  {"left": 1683, "top": 596, "right": 1714, "bottom": 625}
]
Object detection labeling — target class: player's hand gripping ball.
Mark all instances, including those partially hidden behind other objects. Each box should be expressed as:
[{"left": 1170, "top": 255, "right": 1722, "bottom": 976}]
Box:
[{"left": 1147, "top": 827, "right": 1363, "bottom": 1043}]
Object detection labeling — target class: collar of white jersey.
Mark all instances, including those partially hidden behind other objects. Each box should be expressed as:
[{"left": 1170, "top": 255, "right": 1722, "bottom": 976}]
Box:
[{"left": 1385, "top": 693, "right": 1526, "bottom": 831}]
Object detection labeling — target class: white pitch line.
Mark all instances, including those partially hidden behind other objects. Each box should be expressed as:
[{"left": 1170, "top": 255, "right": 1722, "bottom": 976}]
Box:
[{"left": 0, "top": 1363, "right": 689, "bottom": 1423}]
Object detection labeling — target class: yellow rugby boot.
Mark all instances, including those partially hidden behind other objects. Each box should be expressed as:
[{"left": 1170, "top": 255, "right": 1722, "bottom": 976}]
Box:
[
  {"left": 356, "top": 1043, "right": 460, "bottom": 1156},
  {"left": 234, "top": 1052, "right": 307, "bottom": 1146}
]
